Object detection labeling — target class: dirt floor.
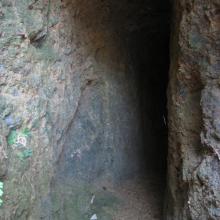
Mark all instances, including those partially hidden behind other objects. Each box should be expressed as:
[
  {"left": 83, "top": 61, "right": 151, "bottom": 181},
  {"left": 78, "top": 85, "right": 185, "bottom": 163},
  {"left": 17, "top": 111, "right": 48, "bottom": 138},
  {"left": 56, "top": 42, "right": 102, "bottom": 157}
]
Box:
[{"left": 109, "top": 172, "right": 165, "bottom": 220}]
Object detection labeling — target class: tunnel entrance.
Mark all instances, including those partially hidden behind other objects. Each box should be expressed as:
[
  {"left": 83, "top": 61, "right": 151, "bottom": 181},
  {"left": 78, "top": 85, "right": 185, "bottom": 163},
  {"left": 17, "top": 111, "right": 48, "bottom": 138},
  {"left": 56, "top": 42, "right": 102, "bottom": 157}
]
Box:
[
  {"left": 129, "top": 4, "right": 170, "bottom": 177},
  {"left": 110, "top": 1, "right": 170, "bottom": 218},
  {"left": 128, "top": 4, "right": 170, "bottom": 168},
  {"left": 49, "top": 1, "right": 170, "bottom": 219}
]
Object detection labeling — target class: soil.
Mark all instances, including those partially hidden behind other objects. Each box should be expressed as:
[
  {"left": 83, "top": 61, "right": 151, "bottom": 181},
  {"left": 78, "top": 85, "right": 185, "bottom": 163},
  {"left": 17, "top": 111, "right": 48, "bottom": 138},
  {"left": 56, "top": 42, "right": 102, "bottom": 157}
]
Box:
[{"left": 110, "top": 172, "right": 165, "bottom": 220}]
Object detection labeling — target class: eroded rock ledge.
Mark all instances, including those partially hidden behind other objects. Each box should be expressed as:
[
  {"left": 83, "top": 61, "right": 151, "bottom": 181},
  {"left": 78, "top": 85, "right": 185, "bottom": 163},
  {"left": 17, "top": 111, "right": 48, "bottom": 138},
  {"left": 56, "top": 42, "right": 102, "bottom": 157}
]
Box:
[{"left": 167, "top": 0, "right": 220, "bottom": 219}]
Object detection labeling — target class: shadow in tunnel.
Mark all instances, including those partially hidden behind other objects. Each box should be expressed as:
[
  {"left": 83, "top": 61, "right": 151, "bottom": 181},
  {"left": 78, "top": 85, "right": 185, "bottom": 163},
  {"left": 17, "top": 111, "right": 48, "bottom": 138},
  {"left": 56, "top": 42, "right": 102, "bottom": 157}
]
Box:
[
  {"left": 124, "top": 0, "right": 170, "bottom": 184},
  {"left": 50, "top": 0, "right": 171, "bottom": 219}
]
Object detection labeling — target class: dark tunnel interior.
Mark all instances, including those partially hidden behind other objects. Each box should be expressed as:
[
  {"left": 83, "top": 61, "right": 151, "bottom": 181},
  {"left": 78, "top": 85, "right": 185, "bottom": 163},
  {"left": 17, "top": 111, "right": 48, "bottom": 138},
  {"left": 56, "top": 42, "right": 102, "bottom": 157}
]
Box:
[
  {"left": 50, "top": 0, "right": 171, "bottom": 219},
  {"left": 126, "top": 0, "right": 170, "bottom": 183}
]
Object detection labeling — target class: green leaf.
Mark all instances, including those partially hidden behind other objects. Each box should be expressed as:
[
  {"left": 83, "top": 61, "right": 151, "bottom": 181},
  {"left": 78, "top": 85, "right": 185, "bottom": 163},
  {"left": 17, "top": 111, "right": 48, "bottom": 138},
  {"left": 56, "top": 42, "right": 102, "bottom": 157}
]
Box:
[
  {"left": 0, "top": 182, "right": 3, "bottom": 189},
  {"left": 18, "top": 149, "right": 33, "bottom": 160},
  {"left": 22, "top": 128, "right": 31, "bottom": 137},
  {"left": 0, "top": 189, "right": 3, "bottom": 197},
  {"left": 7, "top": 130, "right": 17, "bottom": 145}
]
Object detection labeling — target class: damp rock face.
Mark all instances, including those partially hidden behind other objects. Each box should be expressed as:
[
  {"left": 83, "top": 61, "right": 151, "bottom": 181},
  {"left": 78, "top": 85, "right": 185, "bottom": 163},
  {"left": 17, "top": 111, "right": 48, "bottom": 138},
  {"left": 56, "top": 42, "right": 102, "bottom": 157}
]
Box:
[
  {"left": 0, "top": 0, "right": 148, "bottom": 219},
  {"left": 166, "top": 0, "right": 220, "bottom": 219},
  {"left": 0, "top": 0, "right": 219, "bottom": 220}
]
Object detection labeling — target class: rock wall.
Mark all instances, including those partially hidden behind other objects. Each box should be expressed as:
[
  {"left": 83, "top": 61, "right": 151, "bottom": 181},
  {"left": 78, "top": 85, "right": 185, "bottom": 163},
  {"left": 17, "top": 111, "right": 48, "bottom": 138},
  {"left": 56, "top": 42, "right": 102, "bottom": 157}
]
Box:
[
  {"left": 166, "top": 0, "right": 220, "bottom": 219},
  {"left": 0, "top": 0, "right": 144, "bottom": 219},
  {"left": 1, "top": 0, "right": 219, "bottom": 219}
]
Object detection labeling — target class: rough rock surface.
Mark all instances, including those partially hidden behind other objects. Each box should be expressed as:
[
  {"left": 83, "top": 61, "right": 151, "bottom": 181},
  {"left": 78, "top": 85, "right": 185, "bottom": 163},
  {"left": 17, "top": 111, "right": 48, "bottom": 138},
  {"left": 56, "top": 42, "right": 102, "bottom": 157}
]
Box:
[
  {"left": 0, "top": 0, "right": 157, "bottom": 219},
  {"left": 1, "top": 0, "right": 219, "bottom": 219},
  {"left": 166, "top": 0, "right": 220, "bottom": 219}
]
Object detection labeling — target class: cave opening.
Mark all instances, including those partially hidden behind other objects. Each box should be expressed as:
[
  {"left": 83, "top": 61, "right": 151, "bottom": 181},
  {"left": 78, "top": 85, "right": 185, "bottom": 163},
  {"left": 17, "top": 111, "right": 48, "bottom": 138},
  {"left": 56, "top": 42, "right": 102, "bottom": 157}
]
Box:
[
  {"left": 122, "top": 0, "right": 170, "bottom": 218},
  {"left": 50, "top": 0, "right": 171, "bottom": 219},
  {"left": 128, "top": 2, "right": 170, "bottom": 179}
]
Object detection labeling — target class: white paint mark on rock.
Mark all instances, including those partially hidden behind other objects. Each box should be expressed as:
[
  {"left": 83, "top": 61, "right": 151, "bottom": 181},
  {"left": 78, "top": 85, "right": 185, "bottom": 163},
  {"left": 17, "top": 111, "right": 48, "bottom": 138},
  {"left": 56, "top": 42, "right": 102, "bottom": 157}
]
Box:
[
  {"left": 90, "top": 214, "right": 97, "bottom": 220},
  {"left": 16, "top": 135, "right": 27, "bottom": 147},
  {"left": 90, "top": 195, "right": 95, "bottom": 204}
]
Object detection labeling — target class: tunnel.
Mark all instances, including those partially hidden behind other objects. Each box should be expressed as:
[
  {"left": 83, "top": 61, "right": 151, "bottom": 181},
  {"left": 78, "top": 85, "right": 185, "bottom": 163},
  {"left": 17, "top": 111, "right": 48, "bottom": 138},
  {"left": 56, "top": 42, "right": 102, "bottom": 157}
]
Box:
[
  {"left": 1, "top": 0, "right": 218, "bottom": 219},
  {"left": 48, "top": 0, "right": 171, "bottom": 219}
]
